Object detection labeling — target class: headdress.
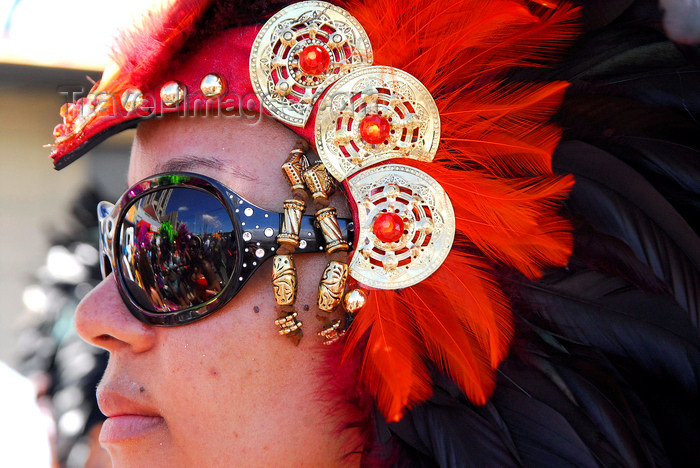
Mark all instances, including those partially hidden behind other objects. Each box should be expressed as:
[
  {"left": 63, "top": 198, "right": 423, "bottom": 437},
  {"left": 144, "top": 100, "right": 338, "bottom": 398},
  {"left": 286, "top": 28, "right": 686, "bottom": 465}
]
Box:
[{"left": 48, "top": 0, "right": 578, "bottom": 422}]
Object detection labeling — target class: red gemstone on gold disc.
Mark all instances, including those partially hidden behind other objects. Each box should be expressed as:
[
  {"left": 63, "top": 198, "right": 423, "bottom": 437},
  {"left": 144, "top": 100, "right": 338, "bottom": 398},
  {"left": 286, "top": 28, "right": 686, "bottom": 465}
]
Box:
[
  {"left": 360, "top": 114, "right": 391, "bottom": 145},
  {"left": 373, "top": 212, "right": 404, "bottom": 243},
  {"left": 299, "top": 45, "right": 330, "bottom": 75}
]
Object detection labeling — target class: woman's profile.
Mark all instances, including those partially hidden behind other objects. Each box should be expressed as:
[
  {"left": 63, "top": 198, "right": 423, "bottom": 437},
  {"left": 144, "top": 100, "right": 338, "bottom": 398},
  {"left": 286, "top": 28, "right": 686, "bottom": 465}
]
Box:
[{"left": 45, "top": 0, "right": 700, "bottom": 466}]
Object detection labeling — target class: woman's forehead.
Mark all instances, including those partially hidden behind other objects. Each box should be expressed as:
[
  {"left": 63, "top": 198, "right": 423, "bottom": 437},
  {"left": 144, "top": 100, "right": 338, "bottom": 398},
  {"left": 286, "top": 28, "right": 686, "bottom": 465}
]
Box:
[{"left": 127, "top": 114, "right": 298, "bottom": 206}]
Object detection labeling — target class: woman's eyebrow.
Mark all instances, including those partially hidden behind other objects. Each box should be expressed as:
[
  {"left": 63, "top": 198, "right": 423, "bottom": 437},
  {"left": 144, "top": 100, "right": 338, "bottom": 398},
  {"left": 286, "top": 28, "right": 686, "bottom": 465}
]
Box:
[{"left": 155, "top": 155, "right": 257, "bottom": 181}]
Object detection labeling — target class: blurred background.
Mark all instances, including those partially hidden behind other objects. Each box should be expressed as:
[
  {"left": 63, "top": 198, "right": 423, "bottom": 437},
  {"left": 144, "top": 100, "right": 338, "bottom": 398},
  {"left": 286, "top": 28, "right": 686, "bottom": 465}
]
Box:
[
  {"left": 0, "top": 1, "right": 159, "bottom": 466},
  {"left": 0, "top": 0, "right": 164, "bottom": 364}
]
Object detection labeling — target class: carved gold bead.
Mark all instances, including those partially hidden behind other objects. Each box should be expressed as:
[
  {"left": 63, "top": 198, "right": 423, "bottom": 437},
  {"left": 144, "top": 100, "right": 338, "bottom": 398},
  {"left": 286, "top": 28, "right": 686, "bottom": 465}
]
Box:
[
  {"left": 281, "top": 149, "right": 309, "bottom": 192},
  {"left": 302, "top": 163, "right": 336, "bottom": 202},
  {"left": 278, "top": 199, "right": 306, "bottom": 247},
  {"left": 160, "top": 81, "right": 185, "bottom": 107},
  {"left": 271, "top": 255, "right": 297, "bottom": 306},
  {"left": 317, "top": 261, "right": 349, "bottom": 312}
]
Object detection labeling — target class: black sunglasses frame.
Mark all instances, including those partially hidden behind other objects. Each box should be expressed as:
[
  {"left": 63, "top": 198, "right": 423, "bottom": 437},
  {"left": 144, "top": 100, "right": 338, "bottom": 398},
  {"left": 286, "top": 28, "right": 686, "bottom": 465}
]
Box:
[{"left": 98, "top": 172, "right": 354, "bottom": 326}]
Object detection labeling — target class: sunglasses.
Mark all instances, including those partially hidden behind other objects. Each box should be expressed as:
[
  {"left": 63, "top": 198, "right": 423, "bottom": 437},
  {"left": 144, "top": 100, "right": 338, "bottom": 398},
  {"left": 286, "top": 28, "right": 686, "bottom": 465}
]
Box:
[{"left": 98, "top": 172, "right": 354, "bottom": 326}]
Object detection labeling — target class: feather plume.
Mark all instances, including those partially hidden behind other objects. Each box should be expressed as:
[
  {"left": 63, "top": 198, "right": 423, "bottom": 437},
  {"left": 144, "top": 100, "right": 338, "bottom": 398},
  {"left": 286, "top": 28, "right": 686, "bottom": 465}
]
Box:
[
  {"left": 438, "top": 82, "right": 571, "bottom": 178},
  {"left": 341, "top": 0, "right": 579, "bottom": 421},
  {"left": 91, "top": 0, "right": 580, "bottom": 424},
  {"left": 98, "top": 0, "right": 215, "bottom": 93},
  {"left": 340, "top": 0, "right": 579, "bottom": 89},
  {"left": 426, "top": 163, "right": 574, "bottom": 279},
  {"left": 353, "top": 1, "right": 700, "bottom": 464},
  {"left": 343, "top": 252, "right": 516, "bottom": 423},
  {"left": 554, "top": 140, "right": 700, "bottom": 328}
]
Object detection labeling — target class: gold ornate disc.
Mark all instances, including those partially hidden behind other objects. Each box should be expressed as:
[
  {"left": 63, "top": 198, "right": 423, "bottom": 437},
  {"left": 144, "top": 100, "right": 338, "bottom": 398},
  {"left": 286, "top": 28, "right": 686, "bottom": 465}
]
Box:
[
  {"left": 315, "top": 66, "right": 441, "bottom": 181},
  {"left": 347, "top": 164, "right": 455, "bottom": 289},
  {"left": 250, "top": 1, "right": 373, "bottom": 126}
]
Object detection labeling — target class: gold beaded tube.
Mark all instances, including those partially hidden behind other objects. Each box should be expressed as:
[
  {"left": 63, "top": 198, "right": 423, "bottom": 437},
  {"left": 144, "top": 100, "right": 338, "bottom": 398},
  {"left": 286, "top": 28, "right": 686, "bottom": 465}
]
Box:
[
  {"left": 302, "top": 163, "right": 335, "bottom": 204},
  {"left": 318, "top": 319, "right": 344, "bottom": 345},
  {"left": 274, "top": 311, "right": 301, "bottom": 335},
  {"left": 316, "top": 207, "right": 349, "bottom": 254},
  {"left": 278, "top": 199, "right": 306, "bottom": 248}
]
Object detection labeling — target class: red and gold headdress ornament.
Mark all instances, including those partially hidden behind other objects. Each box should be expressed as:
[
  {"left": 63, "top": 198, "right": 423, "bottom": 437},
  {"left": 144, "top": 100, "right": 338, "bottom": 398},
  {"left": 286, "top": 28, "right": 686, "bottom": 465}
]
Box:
[{"left": 48, "top": 0, "right": 579, "bottom": 422}]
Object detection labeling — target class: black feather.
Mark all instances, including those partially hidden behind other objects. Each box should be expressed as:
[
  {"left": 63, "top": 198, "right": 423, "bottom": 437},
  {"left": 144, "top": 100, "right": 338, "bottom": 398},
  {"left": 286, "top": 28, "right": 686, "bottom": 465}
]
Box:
[{"left": 553, "top": 140, "right": 700, "bottom": 329}]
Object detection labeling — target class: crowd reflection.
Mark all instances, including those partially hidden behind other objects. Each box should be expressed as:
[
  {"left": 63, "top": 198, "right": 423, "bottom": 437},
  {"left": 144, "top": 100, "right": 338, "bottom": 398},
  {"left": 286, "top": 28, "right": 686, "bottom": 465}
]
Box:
[{"left": 118, "top": 188, "right": 237, "bottom": 312}]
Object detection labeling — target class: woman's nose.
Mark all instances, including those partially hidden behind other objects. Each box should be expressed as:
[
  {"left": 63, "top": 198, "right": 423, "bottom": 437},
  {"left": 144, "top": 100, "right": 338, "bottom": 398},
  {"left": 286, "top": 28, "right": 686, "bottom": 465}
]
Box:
[{"left": 74, "top": 275, "right": 156, "bottom": 354}]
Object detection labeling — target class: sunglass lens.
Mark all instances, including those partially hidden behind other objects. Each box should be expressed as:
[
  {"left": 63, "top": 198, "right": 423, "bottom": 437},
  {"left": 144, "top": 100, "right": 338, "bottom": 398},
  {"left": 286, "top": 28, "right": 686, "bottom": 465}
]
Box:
[{"left": 117, "top": 187, "right": 238, "bottom": 313}]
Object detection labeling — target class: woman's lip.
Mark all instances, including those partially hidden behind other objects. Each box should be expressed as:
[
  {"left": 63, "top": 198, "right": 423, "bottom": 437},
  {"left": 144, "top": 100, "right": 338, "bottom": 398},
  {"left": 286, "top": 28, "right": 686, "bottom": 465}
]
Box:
[
  {"left": 96, "top": 386, "right": 165, "bottom": 443},
  {"left": 99, "top": 414, "right": 166, "bottom": 444}
]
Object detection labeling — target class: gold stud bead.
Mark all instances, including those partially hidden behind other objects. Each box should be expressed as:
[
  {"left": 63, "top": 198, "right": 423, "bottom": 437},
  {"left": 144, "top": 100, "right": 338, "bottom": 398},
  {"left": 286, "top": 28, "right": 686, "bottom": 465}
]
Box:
[
  {"left": 272, "top": 254, "right": 297, "bottom": 306},
  {"left": 278, "top": 199, "right": 306, "bottom": 247},
  {"left": 303, "top": 163, "right": 336, "bottom": 203},
  {"left": 200, "top": 73, "right": 226, "bottom": 98},
  {"left": 318, "top": 260, "right": 349, "bottom": 312},
  {"left": 316, "top": 207, "right": 349, "bottom": 253},
  {"left": 343, "top": 288, "right": 367, "bottom": 314},
  {"left": 121, "top": 88, "right": 145, "bottom": 112},
  {"left": 160, "top": 81, "right": 185, "bottom": 107}
]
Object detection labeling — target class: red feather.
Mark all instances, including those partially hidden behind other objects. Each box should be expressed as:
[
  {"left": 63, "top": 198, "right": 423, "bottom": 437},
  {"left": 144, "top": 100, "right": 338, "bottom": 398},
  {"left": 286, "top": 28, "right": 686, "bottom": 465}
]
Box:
[
  {"left": 345, "top": 289, "right": 433, "bottom": 422},
  {"left": 431, "top": 164, "right": 574, "bottom": 279},
  {"left": 341, "top": 0, "right": 579, "bottom": 421},
  {"left": 340, "top": 0, "right": 579, "bottom": 88},
  {"left": 439, "top": 82, "right": 571, "bottom": 178}
]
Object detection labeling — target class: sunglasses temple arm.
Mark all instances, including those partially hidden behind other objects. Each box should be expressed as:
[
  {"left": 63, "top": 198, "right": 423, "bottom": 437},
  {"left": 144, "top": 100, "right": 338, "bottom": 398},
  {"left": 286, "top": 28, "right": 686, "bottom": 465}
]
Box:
[
  {"left": 97, "top": 201, "right": 116, "bottom": 278},
  {"left": 294, "top": 214, "right": 355, "bottom": 254}
]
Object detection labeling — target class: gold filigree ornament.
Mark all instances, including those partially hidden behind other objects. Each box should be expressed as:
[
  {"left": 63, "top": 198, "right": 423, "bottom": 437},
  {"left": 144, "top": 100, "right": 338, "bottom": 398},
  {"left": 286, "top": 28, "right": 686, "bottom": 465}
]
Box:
[
  {"left": 347, "top": 164, "right": 455, "bottom": 289},
  {"left": 250, "top": 1, "right": 373, "bottom": 126},
  {"left": 315, "top": 66, "right": 441, "bottom": 181}
]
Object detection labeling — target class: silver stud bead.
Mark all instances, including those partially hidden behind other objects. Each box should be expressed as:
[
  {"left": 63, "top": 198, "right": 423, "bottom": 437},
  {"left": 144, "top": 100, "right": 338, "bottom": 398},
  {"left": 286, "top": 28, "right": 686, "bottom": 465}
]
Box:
[
  {"left": 121, "top": 88, "right": 145, "bottom": 112},
  {"left": 200, "top": 74, "right": 225, "bottom": 98},
  {"left": 160, "top": 81, "right": 185, "bottom": 107}
]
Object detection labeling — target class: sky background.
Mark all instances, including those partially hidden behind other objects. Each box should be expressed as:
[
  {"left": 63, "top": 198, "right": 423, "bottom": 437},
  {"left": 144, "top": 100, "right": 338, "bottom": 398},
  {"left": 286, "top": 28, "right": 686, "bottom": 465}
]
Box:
[{"left": 1, "top": 0, "right": 161, "bottom": 70}]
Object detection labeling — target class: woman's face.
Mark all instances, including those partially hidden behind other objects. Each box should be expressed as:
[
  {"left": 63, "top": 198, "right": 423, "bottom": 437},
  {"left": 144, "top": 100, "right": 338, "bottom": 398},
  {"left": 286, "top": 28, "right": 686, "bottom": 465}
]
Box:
[{"left": 75, "top": 114, "right": 360, "bottom": 467}]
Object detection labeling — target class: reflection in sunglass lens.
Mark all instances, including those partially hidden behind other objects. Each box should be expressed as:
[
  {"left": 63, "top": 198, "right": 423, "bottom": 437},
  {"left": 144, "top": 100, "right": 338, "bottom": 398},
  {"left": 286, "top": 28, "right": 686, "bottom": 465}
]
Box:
[{"left": 117, "top": 187, "right": 238, "bottom": 313}]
